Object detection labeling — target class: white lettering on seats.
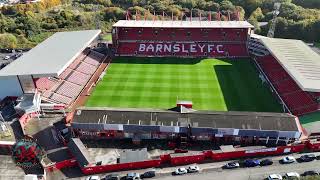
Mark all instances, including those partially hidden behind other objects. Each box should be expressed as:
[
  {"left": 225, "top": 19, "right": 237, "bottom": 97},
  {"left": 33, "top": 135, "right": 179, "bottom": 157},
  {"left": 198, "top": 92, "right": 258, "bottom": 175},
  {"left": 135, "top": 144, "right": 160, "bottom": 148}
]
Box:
[
  {"left": 138, "top": 44, "right": 146, "bottom": 52},
  {"left": 217, "top": 45, "right": 224, "bottom": 53}
]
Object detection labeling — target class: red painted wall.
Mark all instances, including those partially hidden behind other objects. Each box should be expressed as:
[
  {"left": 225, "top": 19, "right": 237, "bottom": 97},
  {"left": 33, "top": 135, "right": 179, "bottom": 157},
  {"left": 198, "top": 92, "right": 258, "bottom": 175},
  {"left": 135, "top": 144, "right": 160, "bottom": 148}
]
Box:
[
  {"left": 46, "top": 158, "right": 78, "bottom": 172},
  {"left": 81, "top": 160, "right": 162, "bottom": 175},
  {"left": 170, "top": 154, "right": 206, "bottom": 165}
]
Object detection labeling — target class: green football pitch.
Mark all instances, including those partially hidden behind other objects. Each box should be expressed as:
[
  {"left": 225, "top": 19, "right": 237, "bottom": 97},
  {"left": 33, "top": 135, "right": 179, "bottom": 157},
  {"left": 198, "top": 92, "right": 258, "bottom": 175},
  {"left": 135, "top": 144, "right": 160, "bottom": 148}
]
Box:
[{"left": 86, "top": 57, "right": 282, "bottom": 112}]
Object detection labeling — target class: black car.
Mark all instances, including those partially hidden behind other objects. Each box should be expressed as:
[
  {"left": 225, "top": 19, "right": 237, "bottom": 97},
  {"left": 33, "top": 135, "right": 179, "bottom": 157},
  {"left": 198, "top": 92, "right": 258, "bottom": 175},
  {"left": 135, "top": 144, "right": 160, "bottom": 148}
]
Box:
[
  {"left": 105, "top": 174, "right": 120, "bottom": 180},
  {"left": 301, "top": 170, "right": 319, "bottom": 176},
  {"left": 140, "top": 171, "right": 155, "bottom": 179},
  {"left": 299, "top": 154, "right": 316, "bottom": 162},
  {"left": 260, "top": 159, "right": 273, "bottom": 166}
]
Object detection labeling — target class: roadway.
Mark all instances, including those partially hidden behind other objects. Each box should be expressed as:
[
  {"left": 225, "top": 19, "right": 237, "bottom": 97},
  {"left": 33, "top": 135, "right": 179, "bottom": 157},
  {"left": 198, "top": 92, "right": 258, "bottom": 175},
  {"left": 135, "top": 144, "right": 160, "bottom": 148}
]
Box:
[
  {"left": 74, "top": 152, "right": 320, "bottom": 180},
  {"left": 156, "top": 160, "right": 320, "bottom": 180}
]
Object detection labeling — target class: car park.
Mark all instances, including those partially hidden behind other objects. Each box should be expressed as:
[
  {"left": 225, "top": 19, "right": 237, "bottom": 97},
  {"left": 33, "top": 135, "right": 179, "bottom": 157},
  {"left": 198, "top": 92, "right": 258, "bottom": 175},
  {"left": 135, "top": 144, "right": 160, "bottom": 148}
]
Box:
[
  {"left": 223, "top": 162, "right": 240, "bottom": 169},
  {"left": 86, "top": 176, "right": 100, "bottom": 180},
  {"left": 173, "top": 167, "right": 188, "bottom": 175},
  {"left": 299, "top": 154, "right": 316, "bottom": 162},
  {"left": 281, "top": 156, "right": 296, "bottom": 164},
  {"left": 140, "top": 171, "right": 155, "bottom": 179},
  {"left": 284, "top": 172, "right": 300, "bottom": 179},
  {"left": 104, "top": 174, "right": 120, "bottom": 180},
  {"left": 244, "top": 159, "right": 260, "bottom": 167},
  {"left": 187, "top": 165, "right": 200, "bottom": 173},
  {"left": 260, "top": 159, "right": 273, "bottom": 166},
  {"left": 126, "top": 172, "right": 140, "bottom": 180},
  {"left": 301, "top": 170, "right": 320, "bottom": 176},
  {"left": 268, "top": 174, "right": 283, "bottom": 180}
]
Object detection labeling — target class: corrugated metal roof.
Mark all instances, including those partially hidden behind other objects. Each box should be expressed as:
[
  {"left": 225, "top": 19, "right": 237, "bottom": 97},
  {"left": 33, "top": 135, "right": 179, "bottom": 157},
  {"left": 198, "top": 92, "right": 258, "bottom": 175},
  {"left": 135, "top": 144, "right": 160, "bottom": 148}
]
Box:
[
  {"left": 113, "top": 20, "right": 254, "bottom": 28},
  {"left": 0, "top": 30, "right": 101, "bottom": 77},
  {"left": 259, "top": 37, "right": 320, "bottom": 92},
  {"left": 72, "top": 107, "right": 299, "bottom": 132}
]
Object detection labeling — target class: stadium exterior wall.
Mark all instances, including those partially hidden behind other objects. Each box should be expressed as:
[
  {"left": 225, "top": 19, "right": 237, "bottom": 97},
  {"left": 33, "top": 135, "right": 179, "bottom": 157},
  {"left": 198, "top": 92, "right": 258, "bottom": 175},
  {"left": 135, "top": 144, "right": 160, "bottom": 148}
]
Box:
[
  {"left": 69, "top": 142, "right": 314, "bottom": 175},
  {"left": 0, "top": 76, "right": 23, "bottom": 100}
]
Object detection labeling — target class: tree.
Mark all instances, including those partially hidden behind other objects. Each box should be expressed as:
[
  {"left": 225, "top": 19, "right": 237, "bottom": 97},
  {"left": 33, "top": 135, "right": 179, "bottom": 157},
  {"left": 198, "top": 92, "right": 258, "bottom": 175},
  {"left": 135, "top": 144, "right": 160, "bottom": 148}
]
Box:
[
  {"left": 249, "top": 7, "right": 264, "bottom": 21},
  {"left": 177, "top": 0, "right": 196, "bottom": 9},
  {"left": 104, "top": 7, "right": 125, "bottom": 21},
  {"left": 0, "top": 33, "right": 17, "bottom": 49}
]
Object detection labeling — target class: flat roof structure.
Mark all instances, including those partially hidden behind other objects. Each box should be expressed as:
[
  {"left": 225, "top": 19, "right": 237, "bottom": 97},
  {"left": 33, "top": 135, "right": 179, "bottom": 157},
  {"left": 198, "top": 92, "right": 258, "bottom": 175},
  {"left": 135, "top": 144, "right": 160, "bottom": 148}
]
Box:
[
  {"left": 113, "top": 20, "right": 254, "bottom": 29},
  {"left": 259, "top": 37, "right": 320, "bottom": 92},
  {"left": 72, "top": 107, "right": 301, "bottom": 139},
  {"left": 0, "top": 30, "right": 101, "bottom": 78},
  {"left": 67, "top": 138, "right": 95, "bottom": 167}
]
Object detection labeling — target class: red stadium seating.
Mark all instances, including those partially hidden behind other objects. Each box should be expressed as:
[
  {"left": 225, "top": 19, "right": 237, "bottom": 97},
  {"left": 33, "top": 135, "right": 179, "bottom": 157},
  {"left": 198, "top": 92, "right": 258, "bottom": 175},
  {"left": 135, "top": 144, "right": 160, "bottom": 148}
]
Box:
[
  {"left": 34, "top": 78, "right": 56, "bottom": 91},
  {"left": 56, "top": 81, "right": 82, "bottom": 98},
  {"left": 273, "top": 79, "right": 300, "bottom": 95},
  {"left": 76, "top": 62, "right": 97, "bottom": 75},
  {"left": 256, "top": 55, "right": 319, "bottom": 115},
  {"left": 67, "top": 71, "right": 91, "bottom": 86},
  {"left": 59, "top": 68, "right": 73, "bottom": 79},
  {"left": 117, "top": 27, "right": 248, "bottom": 42},
  {"left": 50, "top": 93, "right": 73, "bottom": 105},
  {"left": 39, "top": 49, "right": 106, "bottom": 106}
]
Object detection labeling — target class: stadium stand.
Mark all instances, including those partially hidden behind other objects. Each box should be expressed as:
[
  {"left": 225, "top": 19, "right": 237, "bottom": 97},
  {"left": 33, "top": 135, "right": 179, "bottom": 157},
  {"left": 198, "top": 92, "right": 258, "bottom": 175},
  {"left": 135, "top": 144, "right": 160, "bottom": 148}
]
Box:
[
  {"left": 113, "top": 20, "right": 253, "bottom": 58},
  {"left": 40, "top": 49, "right": 107, "bottom": 106},
  {"left": 254, "top": 50, "right": 318, "bottom": 115},
  {"left": 34, "top": 77, "right": 56, "bottom": 91}
]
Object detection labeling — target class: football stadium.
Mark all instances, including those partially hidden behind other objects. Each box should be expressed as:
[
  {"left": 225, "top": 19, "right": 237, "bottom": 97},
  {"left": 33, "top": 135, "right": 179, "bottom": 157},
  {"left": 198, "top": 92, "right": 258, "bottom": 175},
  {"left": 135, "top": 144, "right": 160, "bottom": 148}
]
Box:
[{"left": 2, "top": 15, "right": 320, "bottom": 177}]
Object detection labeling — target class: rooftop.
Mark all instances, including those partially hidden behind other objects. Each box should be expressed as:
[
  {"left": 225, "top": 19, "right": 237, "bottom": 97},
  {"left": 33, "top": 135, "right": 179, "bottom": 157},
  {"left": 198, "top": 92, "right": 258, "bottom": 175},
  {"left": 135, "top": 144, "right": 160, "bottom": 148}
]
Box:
[
  {"left": 259, "top": 37, "right": 320, "bottom": 92},
  {"left": 72, "top": 107, "right": 299, "bottom": 132},
  {"left": 113, "top": 20, "right": 254, "bottom": 29},
  {"left": 0, "top": 30, "right": 101, "bottom": 78},
  {"left": 67, "top": 138, "right": 95, "bottom": 167}
]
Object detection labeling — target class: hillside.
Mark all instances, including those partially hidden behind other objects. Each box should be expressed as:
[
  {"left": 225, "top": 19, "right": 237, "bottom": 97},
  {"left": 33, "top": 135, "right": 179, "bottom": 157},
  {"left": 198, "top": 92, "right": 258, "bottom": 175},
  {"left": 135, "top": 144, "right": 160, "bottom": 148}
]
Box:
[{"left": 0, "top": 0, "right": 319, "bottom": 48}]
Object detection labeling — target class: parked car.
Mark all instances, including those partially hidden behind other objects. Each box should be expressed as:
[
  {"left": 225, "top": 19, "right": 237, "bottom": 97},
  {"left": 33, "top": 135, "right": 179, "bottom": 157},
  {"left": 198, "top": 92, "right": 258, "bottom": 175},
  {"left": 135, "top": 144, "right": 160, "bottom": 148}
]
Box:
[
  {"left": 281, "top": 156, "right": 296, "bottom": 164},
  {"left": 86, "top": 176, "right": 100, "bottom": 180},
  {"left": 267, "top": 174, "right": 283, "bottom": 180},
  {"left": 223, "top": 162, "right": 240, "bottom": 169},
  {"left": 187, "top": 165, "right": 200, "bottom": 173},
  {"left": 4, "top": 55, "right": 10, "bottom": 60},
  {"left": 299, "top": 154, "right": 316, "bottom": 162},
  {"left": 301, "top": 170, "right": 320, "bottom": 176},
  {"left": 244, "top": 159, "right": 260, "bottom": 167},
  {"left": 14, "top": 53, "right": 23, "bottom": 58},
  {"left": 126, "top": 172, "right": 140, "bottom": 180},
  {"left": 140, "top": 171, "right": 155, "bottom": 179},
  {"left": 260, "top": 159, "right": 273, "bottom": 166},
  {"left": 285, "top": 172, "right": 300, "bottom": 179},
  {"left": 104, "top": 174, "right": 120, "bottom": 180},
  {"left": 173, "top": 167, "right": 188, "bottom": 175}
]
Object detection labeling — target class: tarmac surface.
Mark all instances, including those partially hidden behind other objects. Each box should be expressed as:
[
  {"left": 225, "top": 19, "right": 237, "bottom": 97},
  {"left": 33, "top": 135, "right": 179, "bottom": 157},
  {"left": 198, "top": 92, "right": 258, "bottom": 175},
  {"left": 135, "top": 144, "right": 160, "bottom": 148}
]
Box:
[
  {"left": 0, "top": 155, "right": 25, "bottom": 180},
  {"left": 72, "top": 152, "right": 320, "bottom": 180}
]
